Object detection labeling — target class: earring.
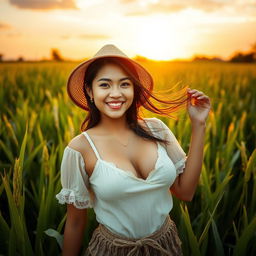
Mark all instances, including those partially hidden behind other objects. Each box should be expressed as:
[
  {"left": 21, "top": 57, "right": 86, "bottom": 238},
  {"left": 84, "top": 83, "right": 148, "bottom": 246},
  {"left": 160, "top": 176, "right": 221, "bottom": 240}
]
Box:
[{"left": 90, "top": 97, "right": 94, "bottom": 103}]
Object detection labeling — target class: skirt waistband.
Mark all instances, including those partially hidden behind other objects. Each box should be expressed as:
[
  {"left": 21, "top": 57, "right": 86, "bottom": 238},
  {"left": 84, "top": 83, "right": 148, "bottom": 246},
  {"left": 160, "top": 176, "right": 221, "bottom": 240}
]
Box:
[{"left": 84, "top": 215, "right": 183, "bottom": 256}]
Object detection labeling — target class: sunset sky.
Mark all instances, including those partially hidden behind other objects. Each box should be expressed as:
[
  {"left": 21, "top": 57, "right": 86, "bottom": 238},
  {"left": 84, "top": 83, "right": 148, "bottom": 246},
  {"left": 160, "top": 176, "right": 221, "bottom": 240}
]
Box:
[{"left": 0, "top": 0, "right": 255, "bottom": 61}]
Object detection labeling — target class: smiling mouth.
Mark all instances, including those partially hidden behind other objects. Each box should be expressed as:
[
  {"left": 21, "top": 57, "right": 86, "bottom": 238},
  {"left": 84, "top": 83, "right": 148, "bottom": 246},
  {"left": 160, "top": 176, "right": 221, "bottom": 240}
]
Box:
[{"left": 106, "top": 102, "right": 124, "bottom": 109}]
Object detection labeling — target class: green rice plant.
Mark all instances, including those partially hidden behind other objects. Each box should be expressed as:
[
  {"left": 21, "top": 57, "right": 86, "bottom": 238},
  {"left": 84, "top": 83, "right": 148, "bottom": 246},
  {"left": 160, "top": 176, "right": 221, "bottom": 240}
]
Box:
[
  {"left": 233, "top": 214, "right": 256, "bottom": 256},
  {"left": 1, "top": 122, "right": 33, "bottom": 255},
  {"left": 0, "top": 61, "right": 256, "bottom": 255}
]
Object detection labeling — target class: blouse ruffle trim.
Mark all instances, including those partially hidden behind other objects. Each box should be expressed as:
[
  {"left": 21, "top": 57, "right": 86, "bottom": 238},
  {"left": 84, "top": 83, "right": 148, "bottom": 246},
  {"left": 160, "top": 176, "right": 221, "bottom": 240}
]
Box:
[
  {"left": 174, "top": 156, "right": 188, "bottom": 175},
  {"left": 56, "top": 188, "right": 93, "bottom": 209}
]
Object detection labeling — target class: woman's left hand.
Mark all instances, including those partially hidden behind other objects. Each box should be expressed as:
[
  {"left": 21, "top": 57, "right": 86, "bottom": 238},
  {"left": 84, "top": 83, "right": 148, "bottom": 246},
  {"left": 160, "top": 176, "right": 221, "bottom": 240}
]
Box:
[{"left": 187, "top": 88, "right": 211, "bottom": 125}]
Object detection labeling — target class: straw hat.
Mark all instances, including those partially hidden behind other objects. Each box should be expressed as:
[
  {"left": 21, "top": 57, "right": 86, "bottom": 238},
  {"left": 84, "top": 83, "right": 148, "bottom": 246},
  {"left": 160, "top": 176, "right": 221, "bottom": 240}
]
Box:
[{"left": 67, "top": 44, "right": 154, "bottom": 110}]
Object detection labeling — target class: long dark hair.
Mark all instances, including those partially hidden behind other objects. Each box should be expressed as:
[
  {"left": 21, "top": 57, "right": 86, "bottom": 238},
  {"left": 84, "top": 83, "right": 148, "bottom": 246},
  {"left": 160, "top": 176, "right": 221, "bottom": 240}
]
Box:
[{"left": 81, "top": 57, "right": 189, "bottom": 146}]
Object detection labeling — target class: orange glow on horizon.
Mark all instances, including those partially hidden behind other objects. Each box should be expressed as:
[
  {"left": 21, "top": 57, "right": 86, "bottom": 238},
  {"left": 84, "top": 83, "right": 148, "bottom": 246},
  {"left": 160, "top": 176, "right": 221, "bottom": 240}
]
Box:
[{"left": 0, "top": 0, "right": 255, "bottom": 61}]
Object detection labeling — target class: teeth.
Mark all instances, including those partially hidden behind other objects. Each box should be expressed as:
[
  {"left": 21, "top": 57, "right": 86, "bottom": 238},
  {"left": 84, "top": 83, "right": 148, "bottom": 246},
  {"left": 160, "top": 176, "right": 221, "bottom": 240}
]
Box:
[{"left": 107, "top": 102, "right": 122, "bottom": 107}]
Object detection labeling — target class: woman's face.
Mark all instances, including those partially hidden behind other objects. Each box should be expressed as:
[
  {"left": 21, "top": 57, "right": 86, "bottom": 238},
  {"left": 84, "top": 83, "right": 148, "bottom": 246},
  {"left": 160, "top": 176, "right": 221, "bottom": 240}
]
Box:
[{"left": 88, "top": 62, "right": 134, "bottom": 119}]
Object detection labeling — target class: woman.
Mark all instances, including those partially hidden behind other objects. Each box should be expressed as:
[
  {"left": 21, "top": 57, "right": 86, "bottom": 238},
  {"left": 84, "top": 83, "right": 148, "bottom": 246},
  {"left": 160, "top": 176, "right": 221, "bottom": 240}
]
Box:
[{"left": 56, "top": 44, "right": 211, "bottom": 256}]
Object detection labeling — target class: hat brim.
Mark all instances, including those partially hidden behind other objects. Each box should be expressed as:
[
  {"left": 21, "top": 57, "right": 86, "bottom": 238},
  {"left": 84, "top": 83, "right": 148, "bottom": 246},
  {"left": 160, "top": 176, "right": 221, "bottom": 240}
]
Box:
[{"left": 67, "top": 55, "right": 154, "bottom": 111}]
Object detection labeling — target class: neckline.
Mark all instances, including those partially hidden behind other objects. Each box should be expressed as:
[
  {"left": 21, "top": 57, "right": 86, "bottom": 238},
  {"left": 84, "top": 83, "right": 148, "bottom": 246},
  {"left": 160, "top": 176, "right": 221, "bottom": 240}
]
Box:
[{"left": 88, "top": 142, "right": 162, "bottom": 183}]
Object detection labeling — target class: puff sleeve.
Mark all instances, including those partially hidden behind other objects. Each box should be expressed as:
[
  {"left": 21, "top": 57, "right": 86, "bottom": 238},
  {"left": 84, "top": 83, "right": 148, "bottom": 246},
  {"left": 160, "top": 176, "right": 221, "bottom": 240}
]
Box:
[
  {"left": 148, "top": 117, "right": 188, "bottom": 177},
  {"left": 56, "top": 146, "right": 93, "bottom": 209}
]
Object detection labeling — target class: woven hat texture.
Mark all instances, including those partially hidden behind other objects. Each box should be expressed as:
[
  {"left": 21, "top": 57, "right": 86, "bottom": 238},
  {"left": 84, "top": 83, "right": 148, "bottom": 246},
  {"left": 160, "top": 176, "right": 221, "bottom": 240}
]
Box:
[{"left": 67, "top": 44, "right": 153, "bottom": 110}]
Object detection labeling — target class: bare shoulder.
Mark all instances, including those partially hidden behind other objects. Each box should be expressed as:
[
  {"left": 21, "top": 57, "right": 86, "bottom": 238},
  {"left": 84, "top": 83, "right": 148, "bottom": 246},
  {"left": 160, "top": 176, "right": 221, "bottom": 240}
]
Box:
[
  {"left": 67, "top": 133, "right": 88, "bottom": 155},
  {"left": 140, "top": 117, "right": 163, "bottom": 129}
]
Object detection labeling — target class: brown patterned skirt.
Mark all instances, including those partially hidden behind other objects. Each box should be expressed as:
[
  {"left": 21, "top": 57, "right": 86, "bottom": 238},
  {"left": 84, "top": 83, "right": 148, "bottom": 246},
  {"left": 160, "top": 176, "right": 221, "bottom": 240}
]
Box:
[{"left": 83, "top": 215, "right": 183, "bottom": 256}]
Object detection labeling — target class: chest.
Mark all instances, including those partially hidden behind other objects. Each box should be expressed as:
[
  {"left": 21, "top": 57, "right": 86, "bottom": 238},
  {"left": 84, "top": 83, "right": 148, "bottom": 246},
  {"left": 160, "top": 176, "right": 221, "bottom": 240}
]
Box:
[
  {"left": 88, "top": 141, "right": 177, "bottom": 202},
  {"left": 83, "top": 134, "right": 160, "bottom": 180}
]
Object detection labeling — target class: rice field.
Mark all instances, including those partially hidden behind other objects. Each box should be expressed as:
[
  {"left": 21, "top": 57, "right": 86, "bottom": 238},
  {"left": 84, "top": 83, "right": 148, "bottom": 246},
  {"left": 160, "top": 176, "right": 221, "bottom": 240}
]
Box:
[{"left": 0, "top": 60, "right": 255, "bottom": 256}]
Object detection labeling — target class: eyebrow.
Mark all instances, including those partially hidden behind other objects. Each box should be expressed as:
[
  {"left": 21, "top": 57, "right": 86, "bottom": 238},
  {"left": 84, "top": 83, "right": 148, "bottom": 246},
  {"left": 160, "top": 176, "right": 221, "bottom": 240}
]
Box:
[{"left": 97, "top": 77, "right": 131, "bottom": 82}]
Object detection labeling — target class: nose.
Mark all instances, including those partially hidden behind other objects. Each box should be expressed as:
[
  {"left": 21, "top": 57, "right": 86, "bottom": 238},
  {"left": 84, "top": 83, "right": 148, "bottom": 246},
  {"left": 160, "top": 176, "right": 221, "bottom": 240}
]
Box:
[{"left": 109, "top": 86, "right": 122, "bottom": 97}]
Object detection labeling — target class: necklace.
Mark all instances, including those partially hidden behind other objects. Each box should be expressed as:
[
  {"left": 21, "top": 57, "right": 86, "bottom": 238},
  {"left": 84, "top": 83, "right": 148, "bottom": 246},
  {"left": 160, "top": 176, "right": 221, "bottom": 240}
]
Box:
[{"left": 112, "top": 132, "right": 131, "bottom": 147}]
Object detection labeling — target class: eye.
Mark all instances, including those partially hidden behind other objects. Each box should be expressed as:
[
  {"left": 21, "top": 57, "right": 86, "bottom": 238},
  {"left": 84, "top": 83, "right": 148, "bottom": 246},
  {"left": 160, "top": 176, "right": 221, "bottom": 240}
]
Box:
[
  {"left": 99, "top": 83, "right": 109, "bottom": 88},
  {"left": 121, "top": 82, "right": 131, "bottom": 87}
]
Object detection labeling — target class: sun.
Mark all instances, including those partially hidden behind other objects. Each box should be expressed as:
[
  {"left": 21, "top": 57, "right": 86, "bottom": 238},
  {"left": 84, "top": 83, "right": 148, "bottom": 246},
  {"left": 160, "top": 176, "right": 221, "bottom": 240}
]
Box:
[{"left": 134, "top": 16, "right": 186, "bottom": 61}]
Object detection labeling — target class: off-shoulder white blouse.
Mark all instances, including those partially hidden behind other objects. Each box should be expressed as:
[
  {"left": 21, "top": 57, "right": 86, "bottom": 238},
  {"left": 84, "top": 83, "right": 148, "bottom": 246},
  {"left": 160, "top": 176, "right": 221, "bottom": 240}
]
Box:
[{"left": 56, "top": 117, "right": 187, "bottom": 238}]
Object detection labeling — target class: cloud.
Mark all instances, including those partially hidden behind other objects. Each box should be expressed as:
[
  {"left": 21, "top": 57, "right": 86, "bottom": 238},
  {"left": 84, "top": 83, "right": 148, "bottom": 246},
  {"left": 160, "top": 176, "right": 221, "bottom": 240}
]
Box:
[
  {"left": 0, "top": 22, "right": 12, "bottom": 29},
  {"left": 60, "top": 33, "right": 111, "bottom": 40},
  {"left": 126, "top": 4, "right": 185, "bottom": 16},
  {"left": 6, "top": 32, "right": 23, "bottom": 37},
  {"left": 123, "top": 0, "right": 256, "bottom": 16},
  {"left": 9, "top": 0, "right": 77, "bottom": 10}
]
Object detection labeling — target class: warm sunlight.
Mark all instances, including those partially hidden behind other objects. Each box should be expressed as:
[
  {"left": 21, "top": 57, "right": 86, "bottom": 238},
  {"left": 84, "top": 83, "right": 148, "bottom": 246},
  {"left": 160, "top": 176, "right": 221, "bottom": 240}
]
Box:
[
  {"left": 0, "top": 0, "right": 255, "bottom": 61},
  {"left": 76, "top": 0, "right": 104, "bottom": 9},
  {"left": 135, "top": 15, "right": 190, "bottom": 61}
]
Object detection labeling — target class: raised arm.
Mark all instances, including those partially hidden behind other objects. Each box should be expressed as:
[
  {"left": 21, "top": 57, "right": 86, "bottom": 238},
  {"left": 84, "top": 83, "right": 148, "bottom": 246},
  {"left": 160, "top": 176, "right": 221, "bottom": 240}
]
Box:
[
  {"left": 170, "top": 122, "right": 206, "bottom": 201},
  {"left": 171, "top": 88, "right": 211, "bottom": 201}
]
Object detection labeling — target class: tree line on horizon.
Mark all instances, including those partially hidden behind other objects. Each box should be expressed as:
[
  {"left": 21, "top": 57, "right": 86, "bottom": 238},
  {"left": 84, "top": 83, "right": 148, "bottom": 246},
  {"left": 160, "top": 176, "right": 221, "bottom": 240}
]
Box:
[{"left": 1, "top": 42, "right": 256, "bottom": 63}]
